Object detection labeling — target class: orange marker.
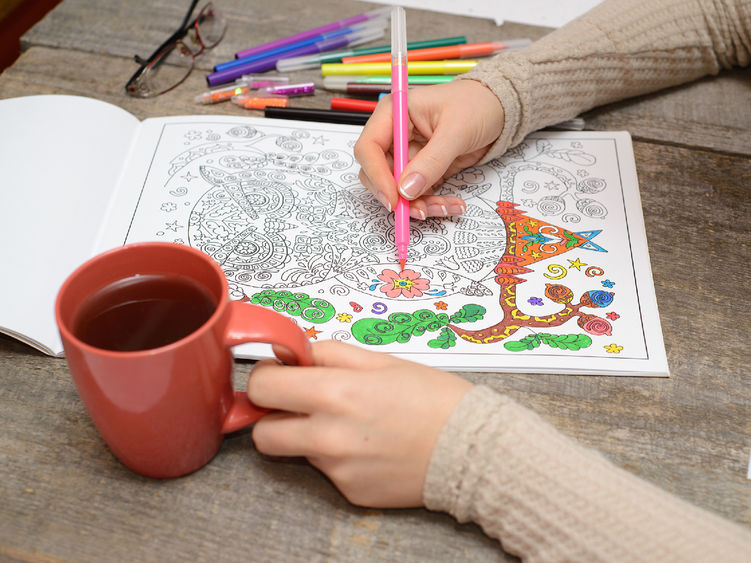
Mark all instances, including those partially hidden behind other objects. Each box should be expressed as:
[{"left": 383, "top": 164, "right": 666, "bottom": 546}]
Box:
[
  {"left": 341, "top": 39, "right": 531, "bottom": 64},
  {"left": 231, "top": 94, "right": 290, "bottom": 109}
]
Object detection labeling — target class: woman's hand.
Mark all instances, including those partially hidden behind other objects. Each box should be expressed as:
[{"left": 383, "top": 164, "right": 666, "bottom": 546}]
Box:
[
  {"left": 353, "top": 79, "right": 504, "bottom": 220},
  {"left": 248, "top": 340, "right": 472, "bottom": 508}
]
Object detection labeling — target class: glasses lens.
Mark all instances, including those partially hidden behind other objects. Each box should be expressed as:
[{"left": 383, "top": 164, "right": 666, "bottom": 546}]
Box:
[
  {"left": 195, "top": 3, "right": 227, "bottom": 48},
  {"left": 129, "top": 42, "right": 193, "bottom": 98}
]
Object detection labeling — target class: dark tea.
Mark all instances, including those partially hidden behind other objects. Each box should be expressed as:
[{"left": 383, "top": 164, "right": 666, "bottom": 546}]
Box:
[{"left": 72, "top": 273, "right": 218, "bottom": 351}]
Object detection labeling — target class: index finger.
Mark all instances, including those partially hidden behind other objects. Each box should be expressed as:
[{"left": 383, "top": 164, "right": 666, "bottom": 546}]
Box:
[
  {"left": 353, "top": 96, "right": 398, "bottom": 207},
  {"left": 248, "top": 341, "right": 402, "bottom": 414}
]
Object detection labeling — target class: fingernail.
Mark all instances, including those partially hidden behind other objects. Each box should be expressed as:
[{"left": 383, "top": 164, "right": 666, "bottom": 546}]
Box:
[
  {"left": 410, "top": 208, "right": 427, "bottom": 220},
  {"left": 376, "top": 192, "right": 392, "bottom": 212},
  {"left": 399, "top": 173, "right": 426, "bottom": 199},
  {"left": 427, "top": 204, "right": 448, "bottom": 217},
  {"left": 447, "top": 204, "right": 466, "bottom": 215}
]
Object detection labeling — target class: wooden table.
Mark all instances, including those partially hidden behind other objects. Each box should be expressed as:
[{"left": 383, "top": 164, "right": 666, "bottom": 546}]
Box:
[{"left": 1, "top": 1, "right": 749, "bottom": 560}]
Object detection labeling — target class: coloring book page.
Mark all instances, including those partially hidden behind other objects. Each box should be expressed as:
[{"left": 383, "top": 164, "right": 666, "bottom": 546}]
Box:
[{"left": 99, "top": 116, "right": 667, "bottom": 375}]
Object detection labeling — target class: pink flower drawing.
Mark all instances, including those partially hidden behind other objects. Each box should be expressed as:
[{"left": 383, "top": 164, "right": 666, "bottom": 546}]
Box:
[{"left": 378, "top": 268, "right": 430, "bottom": 298}]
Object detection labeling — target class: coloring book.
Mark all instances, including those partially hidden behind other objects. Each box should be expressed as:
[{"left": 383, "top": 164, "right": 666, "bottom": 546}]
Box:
[{"left": 0, "top": 95, "right": 668, "bottom": 375}]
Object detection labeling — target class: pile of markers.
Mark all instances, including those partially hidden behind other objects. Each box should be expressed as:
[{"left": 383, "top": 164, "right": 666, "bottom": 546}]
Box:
[{"left": 198, "top": 6, "right": 530, "bottom": 124}]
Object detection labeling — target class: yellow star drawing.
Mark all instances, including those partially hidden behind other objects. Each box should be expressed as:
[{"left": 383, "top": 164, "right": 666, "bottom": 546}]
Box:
[
  {"left": 604, "top": 343, "right": 623, "bottom": 354},
  {"left": 568, "top": 257, "right": 587, "bottom": 270},
  {"left": 336, "top": 313, "right": 353, "bottom": 323}
]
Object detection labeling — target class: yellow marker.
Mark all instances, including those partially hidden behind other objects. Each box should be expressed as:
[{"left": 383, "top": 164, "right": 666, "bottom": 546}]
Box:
[{"left": 321, "top": 60, "right": 479, "bottom": 76}]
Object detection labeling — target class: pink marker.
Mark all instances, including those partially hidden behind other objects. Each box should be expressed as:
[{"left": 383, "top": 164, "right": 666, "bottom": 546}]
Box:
[{"left": 391, "top": 6, "right": 410, "bottom": 271}]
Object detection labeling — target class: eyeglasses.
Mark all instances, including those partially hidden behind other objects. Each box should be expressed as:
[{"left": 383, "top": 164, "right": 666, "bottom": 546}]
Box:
[{"left": 125, "top": 1, "right": 226, "bottom": 98}]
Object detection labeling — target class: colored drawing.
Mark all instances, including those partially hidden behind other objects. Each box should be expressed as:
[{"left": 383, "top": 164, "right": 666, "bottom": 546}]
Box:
[{"left": 114, "top": 121, "right": 660, "bottom": 372}]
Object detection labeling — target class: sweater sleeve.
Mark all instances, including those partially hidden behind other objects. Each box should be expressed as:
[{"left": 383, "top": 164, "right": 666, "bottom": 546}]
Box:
[
  {"left": 423, "top": 385, "right": 751, "bottom": 562},
  {"left": 460, "top": 0, "right": 751, "bottom": 160}
]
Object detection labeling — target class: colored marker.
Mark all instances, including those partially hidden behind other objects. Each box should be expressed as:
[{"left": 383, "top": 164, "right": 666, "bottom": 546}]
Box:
[
  {"left": 209, "top": 27, "right": 385, "bottom": 86},
  {"left": 263, "top": 106, "right": 370, "bottom": 126},
  {"left": 341, "top": 39, "right": 532, "bottom": 64},
  {"left": 216, "top": 22, "right": 384, "bottom": 72},
  {"left": 330, "top": 97, "right": 378, "bottom": 112},
  {"left": 234, "top": 6, "right": 390, "bottom": 59},
  {"left": 194, "top": 75, "right": 289, "bottom": 104},
  {"left": 263, "top": 82, "right": 315, "bottom": 96},
  {"left": 321, "top": 75, "right": 454, "bottom": 90},
  {"left": 321, "top": 60, "right": 478, "bottom": 76},
  {"left": 231, "top": 93, "right": 290, "bottom": 109},
  {"left": 276, "top": 36, "right": 466, "bottom": 72},
  {"left": 391, "top": 7, "right": 410, "bottom": 270}
]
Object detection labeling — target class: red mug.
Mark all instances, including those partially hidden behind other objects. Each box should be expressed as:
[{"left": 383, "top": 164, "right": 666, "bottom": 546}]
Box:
[{"left": 55, "top": 242, "right": 312, "bottom": 478}]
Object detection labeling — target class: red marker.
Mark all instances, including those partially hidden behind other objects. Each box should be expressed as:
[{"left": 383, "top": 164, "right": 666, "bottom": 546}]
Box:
[
  {"left": 341, "top": 39, "right": 531, "bottom": 64},
  {"left": 330, "top": 97, "right": 378, "bottom": 113}
]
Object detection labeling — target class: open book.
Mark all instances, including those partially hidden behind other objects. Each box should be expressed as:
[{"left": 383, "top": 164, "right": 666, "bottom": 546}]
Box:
[{"left": 0, "top": 95, "right": 668, "bottom": 375}]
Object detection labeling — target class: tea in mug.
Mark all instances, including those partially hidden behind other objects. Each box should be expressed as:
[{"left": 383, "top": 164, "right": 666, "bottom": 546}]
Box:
[{"left": 72, "top": 274, "right": 217, "bottom": 351}]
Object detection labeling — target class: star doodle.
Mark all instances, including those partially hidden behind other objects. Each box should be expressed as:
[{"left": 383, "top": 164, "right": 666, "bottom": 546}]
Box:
[
  {"left": 164, "top": 220, "right": 182, "bottom": 232},
  {"left": 304, "top": 327, "right": 323, "bottom": 340},
  {"left": 336, "top": 313, "right": 353, "bottom": 323},
  {"left": 602, "top": 279, "right": 616, "bottom": 288},
  {"left": 606, "top": 312, "right": 620, "bottom": 321},
  {"left": 434, "top": 301, "right": 448, "bottom": 310},
  {"left": 568, "top": 257, "right": 586, "bottom": 270},
  {"left": 604, "top": 344, "right": 623, "bottom": 354}
]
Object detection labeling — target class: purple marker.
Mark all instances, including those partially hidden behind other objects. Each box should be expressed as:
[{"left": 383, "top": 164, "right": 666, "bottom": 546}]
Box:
[
  {"left": 235, "top": 6, "right": 389, "bottom": 59},
  {"left": 265, "top": 82, "right": 315, "bottom": 96},
  {"left": 208, "top": 27, "right": 384, "bottom": 86},
  {"left": 216, "top": 26, "right": 359, "bottom": 73}
]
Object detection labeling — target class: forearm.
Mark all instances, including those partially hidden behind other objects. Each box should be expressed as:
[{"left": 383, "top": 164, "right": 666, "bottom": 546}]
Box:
[
  {"left": 424, "top": 386, "right": 751, "bottom": 562},
  {"left": 462, "top": 0, "right": 751, "bottom": 160}
]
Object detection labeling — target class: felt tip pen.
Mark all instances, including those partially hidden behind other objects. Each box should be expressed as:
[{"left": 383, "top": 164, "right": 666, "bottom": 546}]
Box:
[
  {"left": 330, "top": 97, "right": 378, "bottom": 112},
  {"left": 321, "top": 75, "right": 454, "bottom": 90},
  {"left": 276, "top": 36, "right": 467, "bottom": 72},
  {"left": 262, "top": 82, "right": 315, "bottom": 97},
  {"left": 341, "top": 39, "right": 532, "bottom": 64},
  {"left": 194, "top": 75, "right": 290, "bottom": 104},
  {"left": 321, "top": 60, "right": 478, "bottom": 76},
  {"left": 209, "top": 27, "right": 385, "bottom": 86},
  {"left": 391, "top": 6, "right": 410, "bottom": 270},
  {"left": 263, "top": 106, "right": 370, "bottom": 126},
  {"left": 216, "top": 21, "right": 385, "bottom": 72},
  {"left": 235, "top": 6, "right": 390, "bottom": 59},
  {"left": 231, "top": 94, "right": 290, "bottom": 110}
]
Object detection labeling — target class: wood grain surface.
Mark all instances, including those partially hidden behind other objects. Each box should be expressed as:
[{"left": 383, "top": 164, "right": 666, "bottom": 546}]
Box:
[{"left": 1, "top": 0, "right": 749, "bottom": 561}]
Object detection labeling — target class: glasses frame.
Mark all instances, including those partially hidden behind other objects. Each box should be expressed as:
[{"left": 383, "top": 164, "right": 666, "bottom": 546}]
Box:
[{"left": 125, "top": 0, "right": 225, "bottom": 98}]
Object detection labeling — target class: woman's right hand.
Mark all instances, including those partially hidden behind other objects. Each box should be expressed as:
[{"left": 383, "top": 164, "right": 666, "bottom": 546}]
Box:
[{"left": 353, "top": 79, "right": 505, "bottom": 220}]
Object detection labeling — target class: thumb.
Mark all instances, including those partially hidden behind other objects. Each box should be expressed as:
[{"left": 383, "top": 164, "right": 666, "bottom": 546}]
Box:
[{"left": 396, "top": 122, "right": 470, "bottom": 200}]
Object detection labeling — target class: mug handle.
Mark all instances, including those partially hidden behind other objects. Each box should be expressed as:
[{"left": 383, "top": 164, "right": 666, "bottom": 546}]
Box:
[{"left": 220, "top": 301, "right": 313, "bottom": 434}]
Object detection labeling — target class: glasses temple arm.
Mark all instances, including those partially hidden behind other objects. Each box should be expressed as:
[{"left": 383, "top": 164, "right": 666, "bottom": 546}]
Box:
[{"left": 131, "top": 0, "right": 201, "bottom": 65}]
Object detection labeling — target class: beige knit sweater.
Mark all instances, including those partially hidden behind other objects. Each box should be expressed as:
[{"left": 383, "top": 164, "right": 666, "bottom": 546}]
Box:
[
  {"left": 425, "top": 387, "right": 751, "bottom": 561},
  {"left": 462, "top": 0, "right": 751, "bottom": 160},
  {"left": 424, "top": 0, "right": 751, "bottom": 560}
]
